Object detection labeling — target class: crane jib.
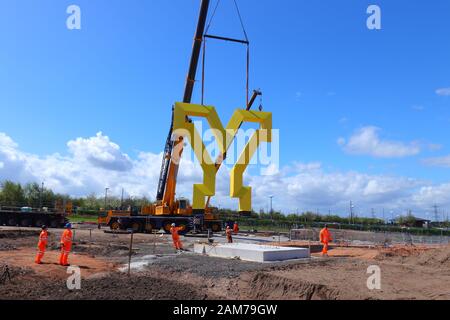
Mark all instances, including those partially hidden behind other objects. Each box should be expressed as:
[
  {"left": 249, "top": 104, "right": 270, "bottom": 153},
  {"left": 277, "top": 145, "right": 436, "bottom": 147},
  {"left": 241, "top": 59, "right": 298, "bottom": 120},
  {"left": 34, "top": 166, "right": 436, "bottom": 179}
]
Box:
[
  {"left": 155, "top": 0, "right": 211, "bottom": 202},
  {"left": 156, "top": 110, "right": 174, "bottom": 201}
]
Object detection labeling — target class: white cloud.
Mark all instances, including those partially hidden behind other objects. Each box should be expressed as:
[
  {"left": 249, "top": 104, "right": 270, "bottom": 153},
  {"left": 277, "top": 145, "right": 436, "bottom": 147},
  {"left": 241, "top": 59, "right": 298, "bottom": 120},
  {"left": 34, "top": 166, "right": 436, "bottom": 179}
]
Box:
[
  {"left": 0, "top": 132, "right": 201, "bottom": 200},
  {"left": 411, "top": 183, "right": 450, "bottom": 208},
  {"left": 422, "top": 155, "right": 450, "bottom": 168},
  {"left": 67, "top": 132, "right": 132, "bottom": 171},
  {"left": 1, "top": 132, "right": 449, "bottom": 216},
  {"left": 338, "top": 126, "right": 421, "bottom": 158},
  {"left": 436, "top": 88, "right": 450, "bottom": 96},
  {"left": 249, "top": 164, "right": 422, "bottom": 212},
  {"left": 0, "top": 133, "right": 18, "bottom": 149}
]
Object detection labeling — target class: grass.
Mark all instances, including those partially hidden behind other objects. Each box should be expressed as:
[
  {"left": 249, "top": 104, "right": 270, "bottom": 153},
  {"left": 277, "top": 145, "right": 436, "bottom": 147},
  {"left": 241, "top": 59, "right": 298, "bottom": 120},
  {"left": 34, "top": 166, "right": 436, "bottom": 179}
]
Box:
[
  {"left": 238, "top": 224, "right": 290, "bottom": 233},
  {"left": 68, "top": 214, "right": 98, "bottom": 223}
]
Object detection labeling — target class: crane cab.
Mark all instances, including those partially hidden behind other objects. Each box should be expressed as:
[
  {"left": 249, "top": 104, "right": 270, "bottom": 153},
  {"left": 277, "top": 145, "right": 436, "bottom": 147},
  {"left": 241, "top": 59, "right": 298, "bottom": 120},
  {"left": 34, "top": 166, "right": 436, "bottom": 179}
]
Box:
[{"left": 154, "top": 197, "right": 193, "bottom": 215}]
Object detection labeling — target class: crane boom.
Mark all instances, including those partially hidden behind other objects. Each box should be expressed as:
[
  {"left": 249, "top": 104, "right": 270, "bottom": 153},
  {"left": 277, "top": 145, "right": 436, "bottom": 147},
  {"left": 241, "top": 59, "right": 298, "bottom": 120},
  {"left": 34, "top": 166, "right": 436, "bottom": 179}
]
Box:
[{"left": 156, "top": 0, "right": 211, "bottom": 203}]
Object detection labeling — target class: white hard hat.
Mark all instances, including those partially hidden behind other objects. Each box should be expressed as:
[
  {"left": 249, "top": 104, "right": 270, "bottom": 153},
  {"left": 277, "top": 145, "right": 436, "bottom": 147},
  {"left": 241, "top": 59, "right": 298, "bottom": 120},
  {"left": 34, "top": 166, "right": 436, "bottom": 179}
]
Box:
[{"left": 171, "top": 223, "right": 176, "bottom": 227}]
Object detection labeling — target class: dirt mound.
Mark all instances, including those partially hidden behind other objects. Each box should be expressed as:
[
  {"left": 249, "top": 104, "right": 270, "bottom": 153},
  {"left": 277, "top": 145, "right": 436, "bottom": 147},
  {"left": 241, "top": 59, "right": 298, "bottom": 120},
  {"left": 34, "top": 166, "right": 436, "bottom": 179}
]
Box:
[
  {"left": 0, "top": 264, "right": 31, "bottom": 280},
  {"left": 376, "top": 245, "right": 450, "bottom": 268},
  {"left": 242, "top": 272, "right": 341, "bottom": 300},
  {"left": 72, "top": 243, "right": 130, "bottom": 257},
  {"left": 406, "top": 246, "right": 450, "bottom": 267},
  {"left": 150, "top": 254, "right": 270, "bottom": 278},
  {"left": 0, "top": 271, "right": 213, "bottom": 300},
  {"left": 0, "top": 244, "right": 17, "bottom": 251},
  {"left": 0, "top": 229, "right": 39, "bottom": 239}
]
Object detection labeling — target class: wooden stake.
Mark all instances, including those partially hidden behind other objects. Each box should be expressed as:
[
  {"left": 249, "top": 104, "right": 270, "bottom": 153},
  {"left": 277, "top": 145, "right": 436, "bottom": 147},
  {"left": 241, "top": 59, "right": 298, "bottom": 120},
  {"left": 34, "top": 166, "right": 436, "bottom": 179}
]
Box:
[{"left": 128, "top": 231, "right": 134, "bottom": 277}]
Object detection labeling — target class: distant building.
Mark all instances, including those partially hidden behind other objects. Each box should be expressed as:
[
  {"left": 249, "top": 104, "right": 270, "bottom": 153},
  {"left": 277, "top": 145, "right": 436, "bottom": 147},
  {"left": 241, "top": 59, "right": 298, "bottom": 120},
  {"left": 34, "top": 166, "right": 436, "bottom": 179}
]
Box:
[
  {"left": 393, "top": 217, "right": 431, "bottom": 228},
  {"left": 408, "top": 218, "right": 431, "bottom": 229}
]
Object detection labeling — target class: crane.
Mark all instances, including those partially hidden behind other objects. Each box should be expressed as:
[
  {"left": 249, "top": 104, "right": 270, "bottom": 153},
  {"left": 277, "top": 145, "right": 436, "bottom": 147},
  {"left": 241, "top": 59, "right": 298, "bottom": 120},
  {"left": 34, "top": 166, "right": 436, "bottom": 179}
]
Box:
[
  {"left": 156, "top": 0, "right": 211, "bottom": 214},
  {"left": 105, "top": 0, "right": 259, "bottom": 234}
]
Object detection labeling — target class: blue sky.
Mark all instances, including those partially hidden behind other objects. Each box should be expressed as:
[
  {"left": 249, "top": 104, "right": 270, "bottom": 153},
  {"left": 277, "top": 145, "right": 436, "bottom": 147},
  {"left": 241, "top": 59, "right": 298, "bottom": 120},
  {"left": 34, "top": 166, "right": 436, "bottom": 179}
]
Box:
[{"left": 1, "top": 0, "right": 450, "bottom": 218}]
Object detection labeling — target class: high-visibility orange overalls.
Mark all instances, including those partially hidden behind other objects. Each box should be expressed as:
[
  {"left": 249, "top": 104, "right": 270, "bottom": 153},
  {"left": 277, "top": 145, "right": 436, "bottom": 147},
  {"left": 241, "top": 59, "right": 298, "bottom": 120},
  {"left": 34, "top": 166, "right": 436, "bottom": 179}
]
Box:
[
  {"left": 319, "top": 228, "right": 332, "bottom": 255},
  {"left": 233, "top": 223, "right": 239, "bottom": 235},
  {"left": 35, "top": 230, "right": 48, "bottom": 264},
  {"left": 226, "top": 228, "right": 233, "bottom": 243},
  {"left": 59, "top": 229, "right": 73, "bottom": 266},
  {"left": 170, "top": 227, "right": 183, "bottom": 250}
]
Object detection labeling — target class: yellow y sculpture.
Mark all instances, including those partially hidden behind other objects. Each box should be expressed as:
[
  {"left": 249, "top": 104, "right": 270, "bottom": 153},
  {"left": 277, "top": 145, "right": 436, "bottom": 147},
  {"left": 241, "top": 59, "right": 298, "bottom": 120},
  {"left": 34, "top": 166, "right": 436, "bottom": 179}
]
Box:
[{"left": 173, "top": 102, "right": 272, "bottom": 214}]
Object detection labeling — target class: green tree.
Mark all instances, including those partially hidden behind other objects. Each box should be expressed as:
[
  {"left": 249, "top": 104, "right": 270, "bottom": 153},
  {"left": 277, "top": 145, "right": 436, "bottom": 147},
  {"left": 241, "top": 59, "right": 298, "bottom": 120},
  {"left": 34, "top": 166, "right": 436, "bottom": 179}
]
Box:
[
  {"left": 397, "top": 213, "right": 417, "bottom": 226},
  {"left": 84, "top": 192, "right": 101, "bottom": 210},
  {"left": 0, "top": 181, "right": 26, "bottom": 206},
  {"left": 23, "top": 182, "right": 41, "bottom": 207}
]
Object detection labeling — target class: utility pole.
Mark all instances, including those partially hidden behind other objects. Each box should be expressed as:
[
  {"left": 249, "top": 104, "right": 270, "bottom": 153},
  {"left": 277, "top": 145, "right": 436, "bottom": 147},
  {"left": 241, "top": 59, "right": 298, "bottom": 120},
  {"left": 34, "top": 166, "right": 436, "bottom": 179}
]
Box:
[
  {"left": 371, "top": 208, "right": 375, "bottom": 219},
  {"left": 433, "top": 204, "right": 439, "bottom": 225},
  {"left": 269, "top": 195, "right": 274, "bottom": 222},
  {"left": 39, "top": 182, "right": 44, "bottom": 209},
  {"left": 442, "top": 210, "right": 446, "bottom": 229},
  {"left": 349, "top": 201, "right": 354, "bottom": 224},
  {"left": 121, "top": 188, "right": 124, "bottom": 208},
  {"left": 104, "top": 187, "right": 109, "bottom": 210}
]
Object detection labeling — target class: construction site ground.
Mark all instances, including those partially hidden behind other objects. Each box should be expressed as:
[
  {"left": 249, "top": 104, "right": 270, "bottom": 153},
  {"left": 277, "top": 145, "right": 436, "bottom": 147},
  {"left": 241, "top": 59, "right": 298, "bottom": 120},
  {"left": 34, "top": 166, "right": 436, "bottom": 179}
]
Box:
[{"left": 0, "top": 225, "right": 449, "bottom": 300}]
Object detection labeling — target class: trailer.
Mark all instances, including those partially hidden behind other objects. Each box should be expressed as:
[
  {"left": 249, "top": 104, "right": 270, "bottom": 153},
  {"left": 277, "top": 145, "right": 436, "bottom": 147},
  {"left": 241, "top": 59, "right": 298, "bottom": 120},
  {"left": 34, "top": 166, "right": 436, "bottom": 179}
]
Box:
[
  {"left": 0, "top": 206, "right": 69, "bottom": 228},
  {"left": 116, "top": 214, "right": 222, "bottom": 234}
]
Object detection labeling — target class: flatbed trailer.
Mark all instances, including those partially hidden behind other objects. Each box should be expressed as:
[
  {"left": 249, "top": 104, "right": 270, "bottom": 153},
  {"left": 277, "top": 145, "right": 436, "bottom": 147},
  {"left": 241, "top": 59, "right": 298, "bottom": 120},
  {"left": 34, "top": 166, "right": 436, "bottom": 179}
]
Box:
[
  {"left": 0, "top": 207, "right": 68, "bottom": 228},
  {"left": 116, "top": 214, "right": 222, "bottom": 234}
]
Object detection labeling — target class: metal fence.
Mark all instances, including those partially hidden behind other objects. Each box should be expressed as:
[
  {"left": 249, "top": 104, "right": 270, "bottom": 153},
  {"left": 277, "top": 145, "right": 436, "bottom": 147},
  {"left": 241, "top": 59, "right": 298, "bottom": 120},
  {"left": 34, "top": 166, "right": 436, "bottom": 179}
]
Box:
[{"left": 290, "top": 228, "right": 450, "bottom": 246}]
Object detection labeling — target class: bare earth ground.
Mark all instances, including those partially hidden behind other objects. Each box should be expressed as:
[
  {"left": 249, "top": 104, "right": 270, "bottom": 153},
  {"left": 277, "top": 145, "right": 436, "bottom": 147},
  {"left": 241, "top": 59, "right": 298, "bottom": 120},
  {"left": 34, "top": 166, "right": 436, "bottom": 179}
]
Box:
[{"left": 0, "top": 226, "right": 449, "bottom": 300}]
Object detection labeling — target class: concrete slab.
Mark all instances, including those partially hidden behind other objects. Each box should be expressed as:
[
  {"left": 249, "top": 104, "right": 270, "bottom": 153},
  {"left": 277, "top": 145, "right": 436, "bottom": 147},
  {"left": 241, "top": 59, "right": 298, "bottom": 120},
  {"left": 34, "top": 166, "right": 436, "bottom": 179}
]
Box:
[{"left": 194, "top": 243, "right": 310, "bottom": 262}]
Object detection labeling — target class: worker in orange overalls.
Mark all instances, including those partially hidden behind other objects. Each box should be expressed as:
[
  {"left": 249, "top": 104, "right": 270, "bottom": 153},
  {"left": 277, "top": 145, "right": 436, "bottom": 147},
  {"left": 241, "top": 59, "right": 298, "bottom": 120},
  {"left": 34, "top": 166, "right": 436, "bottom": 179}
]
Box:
[
  {"left": 170, "top": 223, "right": 183, "bottom": 251},
  {"left": 319, "top": 224, "right": 332, "bottom": 256},
  {"left": 59, "top": 223, "right": 73, "bottom": 266},
  {"left": 233, "top": 221, "right": 239, "bottom": 234},
  {"left": 226, "top": 225, "right": 233, "bottom": 243},
  {"left": 35, "top": 225, "right": 48, "bottom": 264}
]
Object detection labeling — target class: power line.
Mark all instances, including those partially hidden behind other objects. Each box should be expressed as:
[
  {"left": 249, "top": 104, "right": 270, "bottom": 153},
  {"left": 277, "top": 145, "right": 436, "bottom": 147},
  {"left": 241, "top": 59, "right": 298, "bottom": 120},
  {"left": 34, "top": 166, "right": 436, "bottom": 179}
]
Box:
[{"left": 433, "top": 204, "right": 439, "bottom": 223}]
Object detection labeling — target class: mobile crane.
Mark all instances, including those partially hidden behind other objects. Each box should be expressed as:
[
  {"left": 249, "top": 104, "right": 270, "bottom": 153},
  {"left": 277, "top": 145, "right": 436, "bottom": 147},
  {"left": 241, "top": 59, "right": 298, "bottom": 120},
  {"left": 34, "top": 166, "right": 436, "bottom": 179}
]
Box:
[
  {"left": 108, "top": 0, "right": 260, "bottom": 234},
  {"left": 114, "top": 0, "right": 220, "bottom": 234}
]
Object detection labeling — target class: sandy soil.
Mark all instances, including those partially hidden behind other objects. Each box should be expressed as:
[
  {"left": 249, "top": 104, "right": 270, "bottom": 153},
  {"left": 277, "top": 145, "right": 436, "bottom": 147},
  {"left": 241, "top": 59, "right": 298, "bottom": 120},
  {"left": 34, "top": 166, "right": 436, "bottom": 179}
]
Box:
[{"left": 0, "top": 226, "right": 449, "bottom": 300}]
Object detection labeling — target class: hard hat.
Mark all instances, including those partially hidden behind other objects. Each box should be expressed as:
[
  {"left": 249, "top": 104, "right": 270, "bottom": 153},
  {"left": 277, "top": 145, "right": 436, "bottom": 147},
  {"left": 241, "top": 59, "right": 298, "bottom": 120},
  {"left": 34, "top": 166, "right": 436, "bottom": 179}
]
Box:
[
  {"left": 65, "top": 223, "right": 72, "bottom": 229},
  {"left": 41, "top": 225, "right": 47, "bottom": 230},
  {"left": 171, "top": 223, "right": 176, "bottom": 227},
  {"left": 226, "top": 225, "right": 230, "bottom": 229}
]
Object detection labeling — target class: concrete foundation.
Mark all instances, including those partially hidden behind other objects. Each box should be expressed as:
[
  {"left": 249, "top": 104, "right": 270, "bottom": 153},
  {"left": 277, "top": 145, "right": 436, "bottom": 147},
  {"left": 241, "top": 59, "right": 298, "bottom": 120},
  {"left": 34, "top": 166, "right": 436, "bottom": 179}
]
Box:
[{"left": 194, "top": 243, "right": 310, "bottom": 262}]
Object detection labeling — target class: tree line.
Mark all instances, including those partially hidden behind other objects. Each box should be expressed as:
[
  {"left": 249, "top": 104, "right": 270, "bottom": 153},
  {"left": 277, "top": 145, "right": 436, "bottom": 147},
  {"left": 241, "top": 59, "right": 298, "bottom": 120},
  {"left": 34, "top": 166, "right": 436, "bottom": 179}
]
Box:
[
  {"left": 0, "top": 180, "right": 152, "bottom": 213},
  {"left": 217, "top": 208, "right": 385, "bottom": 226},
  {"left": 1, "top": 180, "right": 447, "bottom": 229}
]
